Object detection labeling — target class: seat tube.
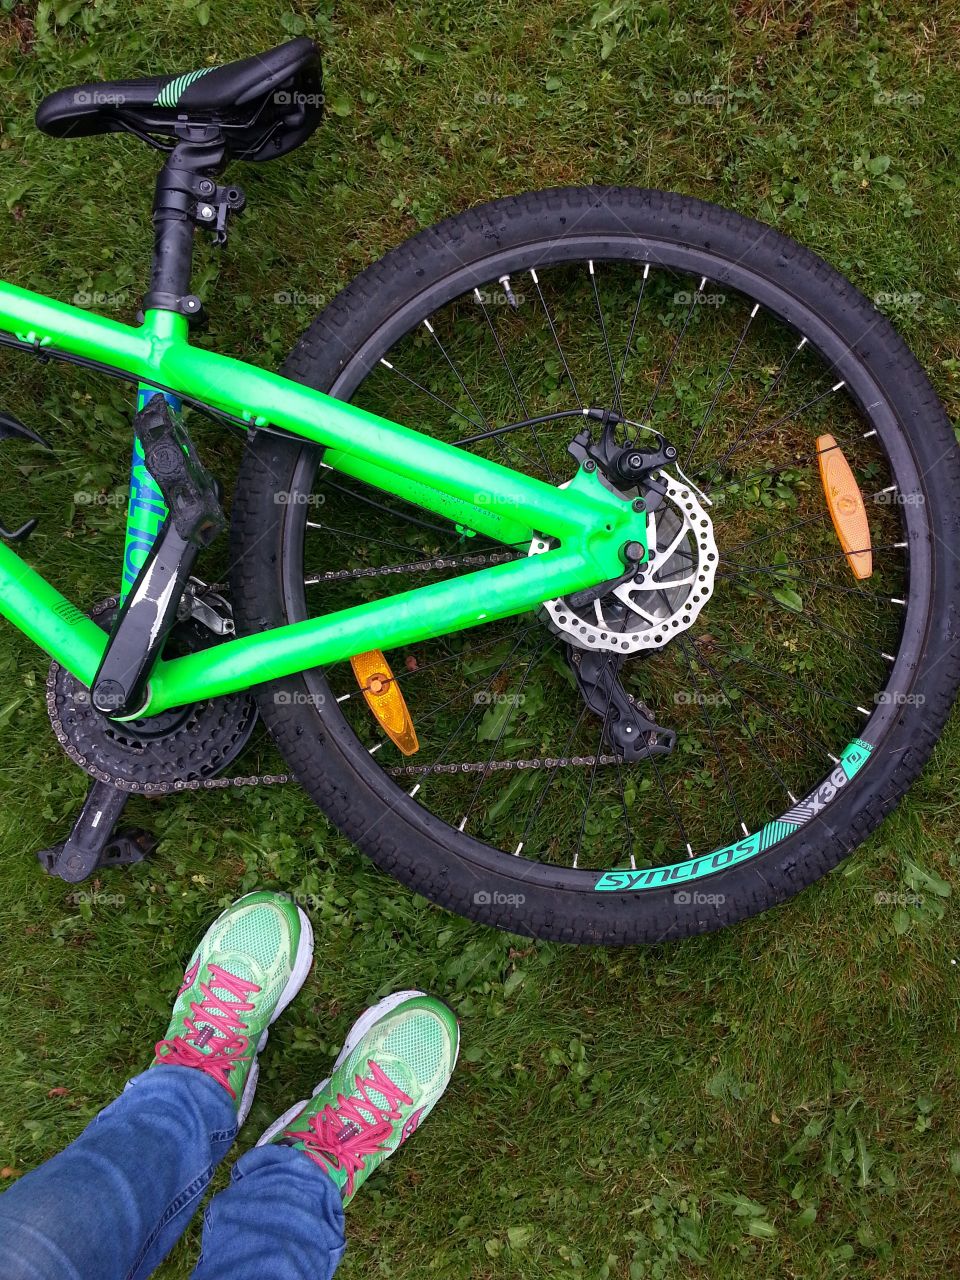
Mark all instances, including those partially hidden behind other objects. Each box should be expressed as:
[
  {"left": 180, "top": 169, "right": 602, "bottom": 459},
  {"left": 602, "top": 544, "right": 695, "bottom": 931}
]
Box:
[
  {"left": 120, "top": 385, "right": 177, "bottom": 601},
  {"left": 121, "top": 132, "right": 223, "bottom": 600}
]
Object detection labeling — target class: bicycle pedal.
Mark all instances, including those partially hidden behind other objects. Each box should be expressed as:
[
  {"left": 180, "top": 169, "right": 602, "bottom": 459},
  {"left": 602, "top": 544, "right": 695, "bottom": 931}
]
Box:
[
  {"left": 97, "top": 828, "right": 157, "bottom": 867},
  {"left": 36, "top": 778, "right": 157, "bottom": 882}
]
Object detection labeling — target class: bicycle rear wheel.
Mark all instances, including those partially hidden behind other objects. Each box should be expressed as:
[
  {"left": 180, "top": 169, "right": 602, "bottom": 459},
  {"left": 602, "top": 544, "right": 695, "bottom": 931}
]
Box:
[{"left": 231, "top": 186, "right": 960, "bottom": 944}]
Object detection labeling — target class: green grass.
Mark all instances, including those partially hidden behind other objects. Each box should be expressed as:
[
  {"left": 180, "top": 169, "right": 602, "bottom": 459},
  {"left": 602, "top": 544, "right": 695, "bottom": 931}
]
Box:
[{"left": 0, "top": 1, "right": 959, "bottom": 1276}]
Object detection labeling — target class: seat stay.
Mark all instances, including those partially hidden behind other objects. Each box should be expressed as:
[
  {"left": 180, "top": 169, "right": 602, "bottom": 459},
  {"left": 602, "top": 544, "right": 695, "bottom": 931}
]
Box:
[
  {"left": 0, "top": 282, "right": 648, "bottom": 714},
  {"left": 0, "top": 282, "right": 632, "bottom": 549}
]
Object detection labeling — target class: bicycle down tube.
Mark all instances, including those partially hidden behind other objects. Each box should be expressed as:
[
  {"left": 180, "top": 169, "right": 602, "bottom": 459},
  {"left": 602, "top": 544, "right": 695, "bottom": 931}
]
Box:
[{"left": 0, "top": 283, "right": 649, "bottom": 716}]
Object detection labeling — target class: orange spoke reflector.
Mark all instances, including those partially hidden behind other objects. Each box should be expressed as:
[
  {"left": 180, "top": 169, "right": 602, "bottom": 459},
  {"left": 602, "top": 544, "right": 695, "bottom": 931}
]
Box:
[
  {"left": 816, "top": 433, "right": 872, "bottom": 580},
  {"left": 349, "top": 650, "right": 419, "bottom": 756}
]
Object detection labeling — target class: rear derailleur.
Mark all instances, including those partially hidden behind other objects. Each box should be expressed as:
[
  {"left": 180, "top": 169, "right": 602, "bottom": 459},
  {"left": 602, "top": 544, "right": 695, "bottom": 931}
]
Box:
[{"left": 566, "top": 647, "right": 675, "bottom": 762}]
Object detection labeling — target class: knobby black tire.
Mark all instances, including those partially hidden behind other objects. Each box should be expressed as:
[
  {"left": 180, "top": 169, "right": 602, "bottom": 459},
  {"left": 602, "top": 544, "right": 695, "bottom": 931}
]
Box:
[{"left": 230, "top": 186, "right": 960, "bottom": 945}]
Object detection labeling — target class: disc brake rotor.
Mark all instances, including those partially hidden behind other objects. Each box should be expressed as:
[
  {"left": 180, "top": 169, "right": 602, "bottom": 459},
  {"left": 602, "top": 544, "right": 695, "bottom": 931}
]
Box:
[{"left": 531, "top": 470, "right": 718, "bottom": 653}]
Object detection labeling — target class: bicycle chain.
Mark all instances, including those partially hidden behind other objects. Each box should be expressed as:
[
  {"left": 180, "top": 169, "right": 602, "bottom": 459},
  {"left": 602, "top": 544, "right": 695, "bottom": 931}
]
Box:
[
  {"left": 305, "top": 548, "right": 524, "bottom": 582},
  {"left": 47, "top": 555, "right": 604, "bottom": 796}
]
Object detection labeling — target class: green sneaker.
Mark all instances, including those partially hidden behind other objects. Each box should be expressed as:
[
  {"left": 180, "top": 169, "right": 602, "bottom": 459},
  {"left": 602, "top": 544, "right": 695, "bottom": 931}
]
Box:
[
  {"left": 258, "top": 990, "right": 459, "bottom": 1203},
  {"left": 153, "top": 890, "right": 314, "bottom": 1124}
]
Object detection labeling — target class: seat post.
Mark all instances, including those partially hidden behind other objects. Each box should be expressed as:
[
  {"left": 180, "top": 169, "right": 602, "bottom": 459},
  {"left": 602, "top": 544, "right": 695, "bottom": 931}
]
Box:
[{"left": 143, "top": 128, "right": 227, "bottom": 318}]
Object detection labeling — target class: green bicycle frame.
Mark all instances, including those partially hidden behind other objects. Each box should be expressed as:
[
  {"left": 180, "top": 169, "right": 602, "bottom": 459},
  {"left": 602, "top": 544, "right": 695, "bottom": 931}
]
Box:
[{"left": 0, "top": 282, "right": 648, "bottom": 717}]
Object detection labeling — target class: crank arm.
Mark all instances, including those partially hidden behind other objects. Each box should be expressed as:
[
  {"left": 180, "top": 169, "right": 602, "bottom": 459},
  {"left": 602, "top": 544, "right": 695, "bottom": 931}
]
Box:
[{"left": 91, "top": 393, "right": 223, "bottom": 716}]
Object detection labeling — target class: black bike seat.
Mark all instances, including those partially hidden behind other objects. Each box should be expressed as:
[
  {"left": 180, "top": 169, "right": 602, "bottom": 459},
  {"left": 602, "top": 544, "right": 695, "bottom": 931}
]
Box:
[{"left": 35, "top": 37, "right": 322, "bottom": 161}]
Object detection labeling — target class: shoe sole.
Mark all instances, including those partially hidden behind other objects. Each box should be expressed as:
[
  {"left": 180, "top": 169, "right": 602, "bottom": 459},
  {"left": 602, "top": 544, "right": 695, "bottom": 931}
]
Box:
[
  {"left": 257, "top": 988, "right": 459, "bottom": 1146},
  {"left": 236, "top": 899, "right": 315, "bottom": 1126}
]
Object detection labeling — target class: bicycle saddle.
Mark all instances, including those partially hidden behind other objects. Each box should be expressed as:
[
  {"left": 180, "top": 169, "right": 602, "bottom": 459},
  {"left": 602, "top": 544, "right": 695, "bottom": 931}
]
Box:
[{"left": 35, "top": 37, "right": 322, "bottom": 161}]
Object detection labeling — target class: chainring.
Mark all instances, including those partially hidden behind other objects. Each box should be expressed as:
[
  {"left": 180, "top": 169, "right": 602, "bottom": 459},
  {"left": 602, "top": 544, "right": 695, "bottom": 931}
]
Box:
[{"left": 47, "top": 596, "right": 259, "bottom": 790}]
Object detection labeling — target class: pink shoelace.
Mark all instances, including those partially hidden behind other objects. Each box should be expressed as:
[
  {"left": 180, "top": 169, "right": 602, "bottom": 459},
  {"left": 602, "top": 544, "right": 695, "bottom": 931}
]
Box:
[
  {"left": 154, "top": 963, "right": 261, "bottom": 1098},
  {"left": 287, "top": 1059, "right": 413, "bottom": 1198}
]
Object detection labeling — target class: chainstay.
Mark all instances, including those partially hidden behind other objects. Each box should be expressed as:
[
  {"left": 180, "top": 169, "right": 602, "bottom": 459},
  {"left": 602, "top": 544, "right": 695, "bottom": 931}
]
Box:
[{"left": 45, "top": 562, "right": 614, "bottom": 795}]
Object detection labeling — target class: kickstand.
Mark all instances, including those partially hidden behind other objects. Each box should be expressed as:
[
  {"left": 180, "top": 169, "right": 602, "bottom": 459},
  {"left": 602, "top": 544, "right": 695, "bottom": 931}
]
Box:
[{"left": 37, "top": 779, "right": 158, "bottom": 883}]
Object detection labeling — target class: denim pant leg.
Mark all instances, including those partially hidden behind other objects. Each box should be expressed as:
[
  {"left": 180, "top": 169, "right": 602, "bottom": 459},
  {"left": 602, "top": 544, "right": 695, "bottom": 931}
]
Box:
[
  {"left": 191, "top": 1144, "right": 346, "bottom": 1280},
  {"left": 0, "top": 1065, "right": 236, "bottom": 1280}
]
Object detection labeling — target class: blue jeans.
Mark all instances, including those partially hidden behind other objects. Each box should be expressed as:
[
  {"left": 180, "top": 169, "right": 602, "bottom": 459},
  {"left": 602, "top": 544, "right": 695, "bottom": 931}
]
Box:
[{"left": 0, "top": 1065, "right": 346, "bottom": 1280}]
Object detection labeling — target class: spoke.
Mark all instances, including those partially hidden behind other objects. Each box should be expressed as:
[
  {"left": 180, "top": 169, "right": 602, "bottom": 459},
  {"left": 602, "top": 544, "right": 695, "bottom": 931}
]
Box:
[
  {"left": 704, "top": 638, "right": 872, "bottom": 708},
  {"left": 727, "top": 543, "right": 904, "bottom": 572},
  {"left": 717, "top": 560, "right": 896, "bottom": 605},
  {"left": 329, "top": 620, "right": 543, "bottom": 698},
  {"left": 401, "top": 630, "right": 536, "bottom": 796},
  {"left": 684, "top": 302, "right": 759, "bottom": 470},
  {"left": 573, "top": 652, "right": 623, "bottom": 869},
  {"left": 529, "top": 268, "right": 583, "bottom": 409},
  {"left": 304, "top": 518, "right": 433, "bottom": 560},
  {"left": 723, "top": 380, "right": 847, "bottom": 461},
  {"left": 610, "top": 746, "right": 637, "bottom": 869},
  {"left": 515, "top": 701, "right": 591, "bottom": 857},
  {"left": 735, "top": 580, "right": 894, "bottom": 661},
  {"left": 458, "top": 637, "right": 546, "bottom": 831},
  {"left": 687, "top": 637, "right": 840, "bottom": 763},
  {"left": 688, "top": 638, "right": 800, "bottom": 806},
  {"left": 675, "top": 636, "right": 749, "bottom": 837},
  {"left": 473, "top": 288, "right": 530, "bottom": 417},
  {"left": 588, "top": 260, "right": 622, "bottom": 416},
  {"left": 724, "top": 510, "right": 828, "bottom": 554},
  {"left": 315, "top": 470, "right": 482, "bottom": 544},
  {"left": 377, "top": 355, "right": 483, "bottom": 433},
  {"left": 714, "top": 334, "right": 810, "bottom": 468},
  {"left": 643, "top": 738, "right": 694, "bottom": 859},
  {"left": 472, "top": 289, "right": 557, "bottom": 483},
  {"left": 641, "top": 275, "right": 706, "bottom": 421},
  {"left": 617, "top": 263, "right": 650, "bottom": 406},
  {"left": 403, "top": 640, "right": 544, "bottom": 735},
  {"left": 421, "top": 318, "right": 492, "bottom": 432}
]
